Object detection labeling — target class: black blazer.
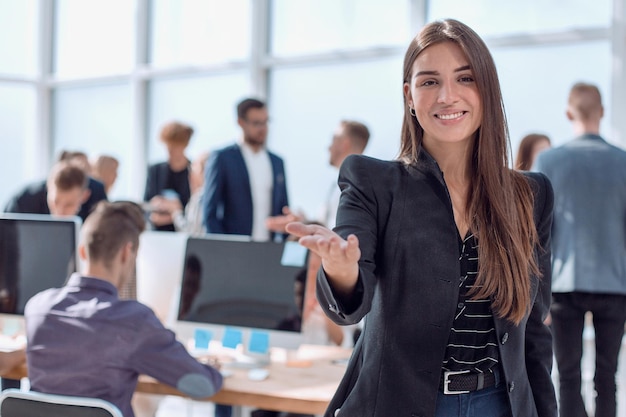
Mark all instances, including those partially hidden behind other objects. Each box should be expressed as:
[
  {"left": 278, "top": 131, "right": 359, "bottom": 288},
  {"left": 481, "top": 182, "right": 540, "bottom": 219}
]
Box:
[{"left": 317, "top": 152, "right": 557, "bottom": 417}]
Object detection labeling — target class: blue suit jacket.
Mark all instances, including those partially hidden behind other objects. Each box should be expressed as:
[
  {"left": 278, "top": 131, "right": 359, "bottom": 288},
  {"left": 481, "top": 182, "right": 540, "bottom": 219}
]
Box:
[{"left": 202, "top": 144, "right": 289, "bottom": 240}]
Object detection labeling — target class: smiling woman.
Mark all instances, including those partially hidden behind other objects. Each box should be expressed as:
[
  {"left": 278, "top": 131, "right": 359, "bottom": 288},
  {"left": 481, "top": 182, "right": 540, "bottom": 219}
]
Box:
[{"left": 286, "top": 18, "right": 556, "bottom": 417}]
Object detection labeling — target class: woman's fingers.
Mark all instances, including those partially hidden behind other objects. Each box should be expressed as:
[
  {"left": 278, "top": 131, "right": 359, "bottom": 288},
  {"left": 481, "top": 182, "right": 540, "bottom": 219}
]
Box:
[{"left": 286, "top": 222, "right": 361, "bottom": 265}]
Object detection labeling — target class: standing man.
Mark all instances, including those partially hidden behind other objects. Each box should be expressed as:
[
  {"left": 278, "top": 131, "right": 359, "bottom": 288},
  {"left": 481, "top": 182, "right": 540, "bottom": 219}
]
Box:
[
  {"left": 24, "top": 201, "right": 223, "bottom": 417},
  {"left": 534, "top": 82, "right": 626, "bottom": 417},
  {"left": 203, "top": 98, "right": 292, "bottom": 241},
  {"left": 323, "top": 120, "right": 370, "bottom": 229}
]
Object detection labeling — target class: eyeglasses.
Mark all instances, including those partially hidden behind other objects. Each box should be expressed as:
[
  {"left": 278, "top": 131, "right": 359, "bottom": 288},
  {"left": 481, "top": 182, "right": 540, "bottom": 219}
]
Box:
[{"left": 243, "top": 118, "right": 270, "bottom": 128}]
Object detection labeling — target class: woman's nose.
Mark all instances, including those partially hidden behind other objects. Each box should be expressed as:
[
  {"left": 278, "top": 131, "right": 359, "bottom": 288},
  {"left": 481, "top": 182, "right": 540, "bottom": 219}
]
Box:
[{"left": 437, "top": 81, "right": 460, "bottom": 104}]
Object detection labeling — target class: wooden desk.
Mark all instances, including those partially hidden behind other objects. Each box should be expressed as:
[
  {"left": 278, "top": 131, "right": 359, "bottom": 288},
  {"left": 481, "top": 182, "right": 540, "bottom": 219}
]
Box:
[{"left": 2, "top": 345, "right": 351, "bottom": 416}]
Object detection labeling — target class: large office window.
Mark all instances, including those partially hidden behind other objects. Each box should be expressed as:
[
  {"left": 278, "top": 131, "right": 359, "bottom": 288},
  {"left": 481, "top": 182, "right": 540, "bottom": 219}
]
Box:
[{"left": 0, "top": 0, "right": 623, "bottom": 213}]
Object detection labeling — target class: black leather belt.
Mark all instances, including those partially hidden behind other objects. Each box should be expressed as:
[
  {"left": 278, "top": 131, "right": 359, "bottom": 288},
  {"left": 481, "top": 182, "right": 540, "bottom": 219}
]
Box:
[{"left": 439, "top": 368, "right": 498, "bottom": 394}]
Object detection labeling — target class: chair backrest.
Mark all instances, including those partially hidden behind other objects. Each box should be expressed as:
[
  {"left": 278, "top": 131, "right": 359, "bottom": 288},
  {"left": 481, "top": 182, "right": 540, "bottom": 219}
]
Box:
[{"left": 0, "top": 389, "right": 123, "bottom": 417}]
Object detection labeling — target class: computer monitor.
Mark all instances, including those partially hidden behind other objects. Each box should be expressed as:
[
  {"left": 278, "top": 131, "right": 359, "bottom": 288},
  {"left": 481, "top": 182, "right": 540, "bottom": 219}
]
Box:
[
  {"left": 175, "top": 235, "right": 309, "bottom": 357},
  {"left": 0, "top": 213, "right": 81, "bottom": 316}
]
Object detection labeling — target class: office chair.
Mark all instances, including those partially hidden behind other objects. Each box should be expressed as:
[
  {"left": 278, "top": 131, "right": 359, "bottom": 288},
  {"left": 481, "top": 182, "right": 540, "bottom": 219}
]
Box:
[{"left": 0, "top": 389, "right": 123, "bottom": 417}]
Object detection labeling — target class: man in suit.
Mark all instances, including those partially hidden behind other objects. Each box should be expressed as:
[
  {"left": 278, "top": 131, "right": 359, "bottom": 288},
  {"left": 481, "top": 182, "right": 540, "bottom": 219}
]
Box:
[
  {"left": 203, "top": 98, "right": 294, "bottom": 242},
  {"left": 534, "top": 82, "right": 626, "bottom": 417}
]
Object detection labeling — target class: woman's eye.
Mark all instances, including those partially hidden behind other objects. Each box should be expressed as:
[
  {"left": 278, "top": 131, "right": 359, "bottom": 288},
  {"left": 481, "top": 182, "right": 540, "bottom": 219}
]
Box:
[
  {"left": 459, "top": 75, "right": 474, "bottom": 83},
  {"left": 420, "top": 80, "right": 437, "bottom": 87}
]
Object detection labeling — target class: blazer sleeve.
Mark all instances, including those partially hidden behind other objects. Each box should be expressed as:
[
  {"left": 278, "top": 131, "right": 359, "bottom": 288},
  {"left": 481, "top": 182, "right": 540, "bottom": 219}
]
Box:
[
  {"left": 317, "top": 155, "right": 382, "bottom": 326},
  {"left": 524, "top": 172, "right": 558, "bottom": 417},
  {"left": 202, "top": 151, "right": 225, "bottom": 234}
]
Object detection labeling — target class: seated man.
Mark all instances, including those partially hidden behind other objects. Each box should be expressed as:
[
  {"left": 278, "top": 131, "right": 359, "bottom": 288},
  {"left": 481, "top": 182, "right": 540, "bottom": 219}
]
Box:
[
  {"left": 4, "top": 160, "right": 90, "bottom": 218},
  {"left": 2, "top": 160, "right": 90, "bottom": 391},
  {"left": 24, "top": 201, "right": 223, "bottom": 417}
]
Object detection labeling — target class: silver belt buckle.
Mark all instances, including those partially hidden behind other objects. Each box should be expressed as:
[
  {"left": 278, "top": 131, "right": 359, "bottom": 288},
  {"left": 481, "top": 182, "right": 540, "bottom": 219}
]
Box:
[{"left": 443, "top": 369, "right": 471, "bottom": 394}]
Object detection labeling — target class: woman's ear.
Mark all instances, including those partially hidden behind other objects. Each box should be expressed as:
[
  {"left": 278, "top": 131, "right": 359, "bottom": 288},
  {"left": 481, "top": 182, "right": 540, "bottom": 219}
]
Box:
[{"left": 403, "top": 83, "right": 413, "bottom": 108}]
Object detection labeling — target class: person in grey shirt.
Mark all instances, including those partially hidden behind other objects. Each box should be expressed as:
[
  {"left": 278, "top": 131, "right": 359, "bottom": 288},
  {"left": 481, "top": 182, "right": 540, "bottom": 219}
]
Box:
[{"left": 534, "top": 82, "right": 626, "bottom": 417}]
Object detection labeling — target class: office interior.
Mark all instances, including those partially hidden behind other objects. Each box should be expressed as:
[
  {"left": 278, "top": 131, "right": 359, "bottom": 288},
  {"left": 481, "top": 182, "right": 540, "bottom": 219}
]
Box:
[{"left": 1, "top": 1, "right": 626, "bottom": 416}]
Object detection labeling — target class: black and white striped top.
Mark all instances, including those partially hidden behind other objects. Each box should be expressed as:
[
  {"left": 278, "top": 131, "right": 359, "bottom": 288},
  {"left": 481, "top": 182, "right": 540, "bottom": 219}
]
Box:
[{"left": 442, "top": 232, "right": 499, "bottom": 372}]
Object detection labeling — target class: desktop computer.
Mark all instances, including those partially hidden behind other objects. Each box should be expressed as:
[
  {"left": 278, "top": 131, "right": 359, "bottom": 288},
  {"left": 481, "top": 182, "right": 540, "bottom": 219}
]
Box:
[{"left": 174, "top": 235, "right": 309, "bottom": 366}]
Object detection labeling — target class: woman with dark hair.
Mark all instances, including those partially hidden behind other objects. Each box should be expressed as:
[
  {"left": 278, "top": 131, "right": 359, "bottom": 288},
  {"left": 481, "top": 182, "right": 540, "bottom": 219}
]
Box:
[
  {"left": 515, "top": 133, "right": 552, "bottom": 171},
  {"left": 287, "top": 19, "right": 556, "bottom": 417}
]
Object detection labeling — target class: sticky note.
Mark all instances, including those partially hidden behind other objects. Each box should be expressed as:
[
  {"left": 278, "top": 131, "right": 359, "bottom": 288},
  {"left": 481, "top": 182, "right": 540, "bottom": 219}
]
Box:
[
  {"left": 248, "top": 330, "right": 270, "bottom": 354},
  {"left": 194, "top": 328, "right": 212, "bottom": 350},
  {"left": 281, "top": 241, "right": 307, "bottom": 267},
  {"left": 222, "top": 327, "right": 243, "bottom": 349}
]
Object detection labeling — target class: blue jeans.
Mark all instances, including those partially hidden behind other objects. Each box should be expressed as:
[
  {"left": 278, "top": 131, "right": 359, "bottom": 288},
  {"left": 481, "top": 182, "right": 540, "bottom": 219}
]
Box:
[{"left": 435, "top": 379, "right": 511, "bottom": 417}]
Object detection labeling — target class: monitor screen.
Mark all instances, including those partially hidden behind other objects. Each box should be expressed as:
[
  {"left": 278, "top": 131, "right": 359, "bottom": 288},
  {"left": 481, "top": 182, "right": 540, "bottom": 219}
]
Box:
[
  {"left": 176, "top": 236, "right": 309, "bottom": 350},
  {"left": 0, "top": 213, "right": 80, "bottom": 315}
]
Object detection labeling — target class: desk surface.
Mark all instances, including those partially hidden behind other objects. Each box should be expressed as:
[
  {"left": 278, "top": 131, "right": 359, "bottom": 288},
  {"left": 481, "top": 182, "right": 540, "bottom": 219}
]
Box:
[{"left": 2, "top": 344, "right": 351, "bottom": 415}]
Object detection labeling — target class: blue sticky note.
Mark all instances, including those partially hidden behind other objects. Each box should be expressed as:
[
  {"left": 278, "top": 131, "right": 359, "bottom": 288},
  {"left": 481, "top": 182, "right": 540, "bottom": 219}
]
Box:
[
  {"left": 2, "top": 318, "right": 21, "bottom": 337},
  {"left": 222, "top": 327, "right": 243, "bottom": 349},
  {"left": 281, "top": 241, "right": 307, "bottom": 267},
  {"left": 248, "top": 330, "right": 270, "bottom": 354},
  {"left": 194, "top": 328, "right": 212, "bottom": 350}
]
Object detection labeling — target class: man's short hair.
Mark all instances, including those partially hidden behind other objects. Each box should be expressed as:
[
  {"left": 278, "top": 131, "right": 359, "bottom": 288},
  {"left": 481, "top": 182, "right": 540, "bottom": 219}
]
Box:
[
  {"left": 568, "top": 82, "right": 603, "bottom": 121},
  {"left": 47, "top": 161, "right": 89, "bottom": 191},
  {"left": 237, "top": 98, "right": 266, "bottom": 120},
  {"left": 341, "top": 120, "right": 370, "bottom": 152},
  {"left": 160, "top": 121, "right": 194, "bottom": 147},
  {"left": 80, "top": 201, "right": 146, "bottom": 268}
]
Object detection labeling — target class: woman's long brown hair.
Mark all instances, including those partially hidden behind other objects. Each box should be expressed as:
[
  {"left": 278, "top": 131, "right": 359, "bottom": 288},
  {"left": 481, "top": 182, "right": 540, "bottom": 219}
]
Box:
[{"left": 399, "top": 19, "right": 540, "bottom": 324}]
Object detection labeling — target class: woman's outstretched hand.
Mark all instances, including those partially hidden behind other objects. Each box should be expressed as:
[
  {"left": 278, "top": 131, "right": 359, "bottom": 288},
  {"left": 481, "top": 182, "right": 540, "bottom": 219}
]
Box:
[{"left": 285, "top": 221, "right": 360, "bottom": 295}]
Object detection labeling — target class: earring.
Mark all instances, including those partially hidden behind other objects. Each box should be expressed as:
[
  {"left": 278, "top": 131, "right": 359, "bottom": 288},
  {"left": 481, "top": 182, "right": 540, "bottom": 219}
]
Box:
[{"left": 409, "top": 107, "right": 416, "bottom": 117}]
